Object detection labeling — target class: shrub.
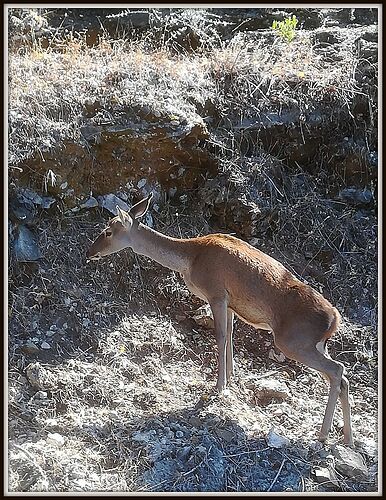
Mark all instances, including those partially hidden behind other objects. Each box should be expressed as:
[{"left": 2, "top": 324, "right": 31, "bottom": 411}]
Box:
[{"left": 272, "top": 15, "right": 298, "bottom": 42}]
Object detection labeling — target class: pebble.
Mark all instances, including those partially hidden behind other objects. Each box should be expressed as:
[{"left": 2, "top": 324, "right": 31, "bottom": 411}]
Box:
[
  {"left": 313, "top": 466, "right": 339, "bottom": 487},
  {"left": 47, "top": 432, "right": 66, "bottom": 447}
]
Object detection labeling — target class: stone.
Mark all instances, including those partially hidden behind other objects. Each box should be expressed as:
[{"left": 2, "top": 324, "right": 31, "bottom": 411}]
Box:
[
  {"left": 13, "top": 225, "right": 41, "bottom": 262},
  {"left": 246, "top": 377, "right": 290, "bottom": 404},
  {"left": 313, "top": 466, "right": 339, "bottom": 487},
  {"left": 97, "top": 194, "right": 130, "bottom": 215},
  {"left": 266, "top": 427, "right": 290, "bottom": 448},
  {"left": 20, "top": 341, "right": 40, "bottom": 355},
  {"left": 47, "top": 432, "right": 66, "bottom": 447},
  {"left": 215, "top": 428, "right": 235, "bottom": 443},
  {"left": 80, "top": 196, "right": 99, "bottom": 209},
  {"left": 25, "top": 362, "right": 58, "bottom": 390},
  {"left": 332, "top": 444, "right": 369, "bottom": 480},
  {"left": 339, "top": 187, "right": 373, "bottom": 206},
  {"left": 268, "top": 348, "right": 286, "bottom": 363},
  {"left": 40, "top": 197, "right": 56, "bottom": 209},
  {"left": 32, "top": 479, "right": 50, "bottom": 492},
  {"left": 355, "top": 437, "right": 377, "bottom": 458},
  {"left": 132, "top": 430, "right": 157, "bottom": 444},
  {"left": 137, "top": 178, "right": 147, "bottom": 189}
]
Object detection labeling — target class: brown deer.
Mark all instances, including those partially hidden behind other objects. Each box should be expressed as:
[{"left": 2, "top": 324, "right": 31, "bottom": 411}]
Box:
[{"left": 86, "top": 193, "right": 353, "bottom": 446}]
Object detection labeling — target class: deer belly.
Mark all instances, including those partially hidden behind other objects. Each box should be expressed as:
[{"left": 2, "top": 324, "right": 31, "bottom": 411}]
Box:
[
  {"left": 182, "top": 277, "right": 208, "bottom": 302},
  {"left": 230, "top": 296, "right": 273, "bottom": 331}
]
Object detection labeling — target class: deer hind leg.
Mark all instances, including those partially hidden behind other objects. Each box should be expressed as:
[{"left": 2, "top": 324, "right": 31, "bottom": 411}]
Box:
[
  {"left": 339, "top": 374, "right": 353, "bottom": 446},
  {"left": 210, "top": 298, "right": 229, "bottom": 392},
  {"left": 274, "top": 335, "right": 352, "bottom": 445},
  {"left": 226, "top": 309, "right": 235, "bottom": 381},
  {"left": 323, "top": 343, "right": 353, "bottom": 446}
]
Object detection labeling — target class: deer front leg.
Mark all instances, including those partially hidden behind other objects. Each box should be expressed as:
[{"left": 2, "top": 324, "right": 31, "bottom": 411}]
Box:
[
  {"left": 210, "top": 299, "right": 228, "bottom": 392},
  {"left": 226, "top": 309, "right": 235, "bottom": 381}
]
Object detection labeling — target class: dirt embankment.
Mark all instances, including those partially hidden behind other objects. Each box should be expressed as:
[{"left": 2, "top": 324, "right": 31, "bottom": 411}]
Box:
[{"left": 8, "top": 7, "right": 378, "bottom": 493}]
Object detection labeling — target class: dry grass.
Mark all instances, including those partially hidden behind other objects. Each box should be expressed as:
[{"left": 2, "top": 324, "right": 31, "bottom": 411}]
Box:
[{"left": 8, "top": 11, "right": 374, "bottom": 166}]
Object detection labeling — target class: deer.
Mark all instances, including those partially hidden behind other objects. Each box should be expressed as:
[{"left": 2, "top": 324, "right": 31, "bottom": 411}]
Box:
[{"left": 86, "top": 193, "right": 353, "bottom": 446}]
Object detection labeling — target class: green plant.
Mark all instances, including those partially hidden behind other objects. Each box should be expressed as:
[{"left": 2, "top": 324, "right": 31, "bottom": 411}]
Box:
[{"left": 272, "top": 15, "right": 298, "bottom": 42}]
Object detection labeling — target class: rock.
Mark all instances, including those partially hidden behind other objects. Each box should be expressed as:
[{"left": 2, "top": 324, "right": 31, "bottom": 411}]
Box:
[
  {"left": 192, "top": 304, "right": 214, "bottom": 329},
  {"left": 13, "top": 225, "right": 41, "bottom": 262},
  {"left": 332, "top": 444, "right": 369, "bottom": 480},
  {"left": 137, "top": 178, "right": 147, "bottom": 189},
  {"left": 20, "top": 341, "right": 40, "bottom": 355},
  {"left": 314, "top": 29, "right": 343, "bottom": 45},
  {"left": 313, "top": 466, "right": 339, "bottom": 487},
  {"left": 268, "top": 348, "right": 286, "bottom": 363},
  {"left": 168, "top": 187, "right": 177, "bottom": 198},
  {"left": 9, "top": 190, "right": 36, "bottom": 223},
  {"left": 97, "top": 194, "right": 130, "bottom": 215},
  {"left": 266, "top": 427, "right": 290, "bottom": 448},
  {"left": 25, "top": 362, "right": 58, "bottom": 391},
  {"left": 200, "top": 174, "right": 263, "bottom": 238},
  {"left": 12, "top": 105, "right": 212, "bottom": 207},
  {"left": 339, "top": 187, "right": 374, "bottom": 206},
  {"left": 246, "top": 377, "right": 290, "bottom": 404},
  {"left": 40, "top": 341, "right": 51, "bottom": 350},
  {"left": 215, "top": 428, "right": 235, "bottom": 443},
  {"left": 177, "top": 445, "right": 191, "bottom": 461},
  {"left": 47, "top": 432, "right": 66, "bottom": 447},
  {"left": 35, "top": 390, "right": 48, "bottom": 399},
  {"left": 72, "top": 478, "right": 87, "bottom": 490},
  {"left": 131, "top": 429, "right": 157, "bottom": 444},
  {"left": 14, "top": 187, "right": 55, "bottom": 209},
  {"left": 40, "top": 197, "right": 56, "bottom": 209},
  {"left": 80, "top": 196, "right": 99, "bottom": 209},
  {"left": 310, "top": 440, "right": 324, "bottom": 452},
  {"left": 45, "top": 418, "right": 58, "bottom": 427}
]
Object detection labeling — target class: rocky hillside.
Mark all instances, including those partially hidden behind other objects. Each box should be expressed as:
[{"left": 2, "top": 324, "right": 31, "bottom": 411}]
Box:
[{"left": 8, "top": 7, "right": 378, "bottom": 493}]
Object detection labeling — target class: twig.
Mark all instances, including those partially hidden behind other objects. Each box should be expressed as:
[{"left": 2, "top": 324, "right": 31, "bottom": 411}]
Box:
[
  {"left": 279, "top": 451, "right": 306, "bottom": 491},
  {"left": 267, "top": 458, "right": 286, "bottom": 492}
]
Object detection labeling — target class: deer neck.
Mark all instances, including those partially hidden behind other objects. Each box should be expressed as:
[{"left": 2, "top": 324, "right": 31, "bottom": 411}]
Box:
[{"left": 130, "top": 223, "right": 191, "bottom": 274}]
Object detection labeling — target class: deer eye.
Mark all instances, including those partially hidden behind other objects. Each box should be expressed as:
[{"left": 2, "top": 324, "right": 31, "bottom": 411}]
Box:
[{"left": 105, "top": 230, "right": 112, "bottom": 237}]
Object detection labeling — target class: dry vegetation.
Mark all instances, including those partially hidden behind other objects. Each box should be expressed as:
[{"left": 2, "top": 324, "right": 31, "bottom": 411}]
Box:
[
  {"left": 9, "top": 9, "right": 374, "bottom": 166},
  {"left": 8, "top": 7, "right": 378, "bottom": 494}
]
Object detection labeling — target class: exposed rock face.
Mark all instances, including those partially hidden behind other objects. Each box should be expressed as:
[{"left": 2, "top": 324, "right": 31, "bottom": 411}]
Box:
[
  {"left": 12, "top": 107, "right": 213, "bottom": 205},
  {"left": 9, "top": 8, "right": 377, "bottom": 207}
]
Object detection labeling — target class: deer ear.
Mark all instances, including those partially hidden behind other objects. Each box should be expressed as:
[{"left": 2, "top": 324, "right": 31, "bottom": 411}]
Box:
[
  {"left": 129, "top": 193, "right": 153, "bottom": 220},
  {"left": 116, "top": 205, "right": 130, "bottom": 227}
]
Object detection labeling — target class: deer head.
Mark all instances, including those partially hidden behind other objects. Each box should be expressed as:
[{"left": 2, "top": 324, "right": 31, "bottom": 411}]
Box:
[{"left": 86, "top": 193, "right": 153, "bottom": 260}]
